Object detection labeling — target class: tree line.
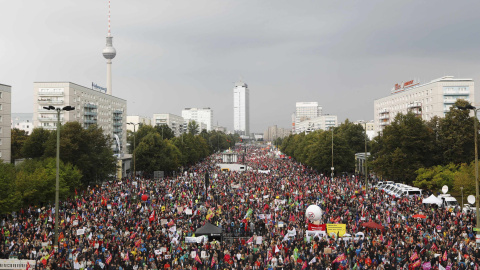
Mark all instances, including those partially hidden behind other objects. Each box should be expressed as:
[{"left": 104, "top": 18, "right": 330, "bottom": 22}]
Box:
[
  {"left": 280, "top": 99, "right": 479, "bottom": 195},
  {"left": 1, "top": 120, "right": 238, "bottom": 214}
]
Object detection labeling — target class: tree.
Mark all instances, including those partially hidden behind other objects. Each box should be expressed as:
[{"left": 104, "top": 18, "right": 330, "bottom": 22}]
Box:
[
  {"left": 10, "top": 128, "right": 28, "bottom": 163},
  {"left": 15, "top": 158, "right": 82, "bottom": 207},
  {"left": 134, "top": 133, "right": 181, "bottom": 173},
  {"left": 438, "top": 99, "right": 478, "bottom": 165},
  {"left": 155, "top": 124, "right": 175, "bottom": 140},
  {"left": 22, "top": 128, "right": 51, "bottom": 159},
  {"left": 414, "top": 164, "right": 458, "bottom": 192},
  {"left": 454, "top": 162, "right": 477, "bottom": 197},
  {"left": 187, "top": 121, "right": 199, "bottom": 135},
  {"left": 0, "top": 162, "right": 21, "bottom": 214},
  {"left": 370, "top": 112, "right": 435, "bottom": 184},
  {"left": 43, "top": 123, "right": 116, "bottom": 185}
]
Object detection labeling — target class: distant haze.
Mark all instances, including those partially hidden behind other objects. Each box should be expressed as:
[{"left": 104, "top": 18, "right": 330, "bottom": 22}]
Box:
[{"left": 1, "top": 0, "right": 479, "bottom": 133}]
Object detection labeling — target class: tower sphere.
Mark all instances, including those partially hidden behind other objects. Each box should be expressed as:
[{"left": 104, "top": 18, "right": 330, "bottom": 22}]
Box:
[{"left": 103, "top": 46, "right": 116, "bottom": 59}]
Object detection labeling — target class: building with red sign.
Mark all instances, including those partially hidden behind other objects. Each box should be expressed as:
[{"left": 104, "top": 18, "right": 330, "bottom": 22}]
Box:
[{"left": 374, "top": 76, "right": 474, "bottom": 134}]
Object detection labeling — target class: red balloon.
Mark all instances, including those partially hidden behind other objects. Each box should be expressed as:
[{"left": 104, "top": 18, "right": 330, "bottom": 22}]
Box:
[{"left": 141, "top": 194, "right": 148, "bottom": 201}]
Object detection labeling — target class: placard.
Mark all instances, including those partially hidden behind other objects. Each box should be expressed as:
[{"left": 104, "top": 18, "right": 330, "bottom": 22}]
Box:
[
  {"left": 185, "top": 209, "right": 192, "bottom": 215},
  {"left": 326, "top": 224, "right": 346, "bottom": 237},
  {"left": 160, "top": 247, "right": 167, "bottom": 253},
  {"left": 324, "top": 248, "right": 332, "bottom": 254},
  {"left": 161, "top": 219, "right": 168, "bottom": 225},
  {"left": 191, "top": 251, "right": 196, "bottom": 259},
  {"left": 256, "top": 236, "right": 263, "bottom": 245},
  {"left": 72, "top": 220, "right": 78, "bottom": 226},
  {"left": 76, "top": 229, "right": 85, "bottom": 235},
  {"left": 155, "top": 250, "right": 162, "bottom": 255},
  {"left": 201, "top": 251, "right": 207, "bottom": 258}
]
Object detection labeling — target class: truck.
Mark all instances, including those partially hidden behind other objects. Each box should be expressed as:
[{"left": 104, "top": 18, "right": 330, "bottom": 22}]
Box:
[{"left": 437, "top": 194, "right": 459, "bottom": 210}]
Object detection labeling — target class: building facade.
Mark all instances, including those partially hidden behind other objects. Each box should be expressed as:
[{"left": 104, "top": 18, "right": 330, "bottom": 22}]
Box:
[
  {"left": 126, "top": 115, "right": 151, "bottom": 132},
  {"left": 353, "top": 120, "right": 376, "bottom": 140},
  {"left": 181, "top": 107, "right": 213, "bottom": 131},
  {"left": 0, "top": 84, "right": 11, "bottom": 163},
  {"left": 233, "top": 81, "right": 250, "bottom": 135},
  {"left": 33, "top": 82, "right": 127, "bottom": 154},
  {"left": 293, "top": 102, "right": 322, "bottom": 133},
  {"left": 152, "top": 113, "right": 185, "bottom": 137},
  {"left": 374, "top": 76, "right": 475, "bottom": 134},
  {"left": 263, "top": 125, "right": 291, "bottom": 141},
  {"left": 11, "top": 113, "right": 33, "bottom": 135},
  {"left": 295, "top": 115, "right": 338, "bottom": 134}
]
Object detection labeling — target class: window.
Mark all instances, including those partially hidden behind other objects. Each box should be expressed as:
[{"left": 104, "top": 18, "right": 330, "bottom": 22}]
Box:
[
  {"left": 0, "top": 138, "right": 2, "bottom": 145},
  {"left": 0, "top": 92, "right": 2, "bottom": 98},
  {"left": 0, "top": 104, "right": 2, "bottom": 110},
  {"left": 0, "top": 127, "right": 2, "bottom": 133}
]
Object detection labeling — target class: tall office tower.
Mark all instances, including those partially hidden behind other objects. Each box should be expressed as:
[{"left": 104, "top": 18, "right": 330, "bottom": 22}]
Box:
[
  {"left": 152, "top": 113, "right": 185, "bottom": 137},
  {"left": 182, "top": 107, "right": 213, "bottom": 131},
  {"left": 102, "top": 0, "right": 116, "bottom": 96},
  {"left": 233, "top": 81, "right": 250, "bottom": 135},
  {"left": 0, "top": 84, "right": 11, "bottom": 163}
]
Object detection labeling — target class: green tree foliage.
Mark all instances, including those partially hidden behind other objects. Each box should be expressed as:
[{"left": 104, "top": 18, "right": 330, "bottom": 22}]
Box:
[
  {"left": 370, "top": 112, "right": 435, "bottom": 184},
  {"left": 135, "top": 133, "right": 181, "bottom": 173},
  {"left": 0, "top": 162, "right": 21, "bottom": 214},
  {"left": 188, "top": 121, "right": 200, "bottom": 135},
  {"left": 22, "top": 128, "right": 51, "bottom": 159},
  {"left": 42, "top": 123, "right": 116, "bottom": 185},
  {"left": 10, "top": 128, "right": 28, "bottom": 163},
  {"left": 155, "top": 124, "right": 175, "bottom": 140},
  {"left": 438, "top": 99, "right": 478, "bottom": 164},
  {"left": 414, "top": 164, "right": 458, "bottom": 191},
  {"left": 453, "top": 162, "right": 477, "bottom": 197},
  {"left": 15, "top": 158, "right": 82, "bottom": 207},
  {"left": 280, "top": 121, "right": 369, "bottom": 175}
]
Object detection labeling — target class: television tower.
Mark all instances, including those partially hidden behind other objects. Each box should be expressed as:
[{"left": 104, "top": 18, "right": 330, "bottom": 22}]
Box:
[{"left": 102, "top": 0, "right": 116, "bottom": 95}]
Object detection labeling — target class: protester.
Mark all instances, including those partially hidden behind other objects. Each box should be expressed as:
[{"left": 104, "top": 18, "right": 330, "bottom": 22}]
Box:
[{"left": 0, "top": 146, "right": 478, "bottom": 270}]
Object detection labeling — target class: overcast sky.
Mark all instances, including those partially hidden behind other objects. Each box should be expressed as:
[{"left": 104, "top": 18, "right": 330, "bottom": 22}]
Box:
[{"left": 2, "top": 0, "right": 480, "bottom": 133}]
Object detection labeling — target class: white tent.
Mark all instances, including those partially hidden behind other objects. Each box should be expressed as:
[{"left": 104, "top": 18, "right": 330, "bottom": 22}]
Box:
[{"left": 422, "top": 195, "right": 442, "bottom": 205}]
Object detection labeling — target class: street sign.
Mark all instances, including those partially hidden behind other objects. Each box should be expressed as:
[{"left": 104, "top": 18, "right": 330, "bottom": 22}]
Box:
[
  {"left": 441, "top": 185, "right": 448, "bottom": 194},
  {"left": 473, "top": 228, "right": 480, "bottom": 232},
  {"left": 476, "top": 234, "right": 480, "bottom": 243}
]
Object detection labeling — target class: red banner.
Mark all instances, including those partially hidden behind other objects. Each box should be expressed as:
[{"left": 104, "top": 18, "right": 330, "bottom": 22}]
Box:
[{"left": 308, "top": 223, "right": 326, "bottom": 231}]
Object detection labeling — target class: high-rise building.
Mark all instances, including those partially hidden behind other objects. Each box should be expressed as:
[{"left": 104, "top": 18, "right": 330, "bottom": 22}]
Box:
[
  {"left": 102, "top": 0, "right": 116, "bottom": 96},
  {"left": 33, "top": 82, "right": 127, "bottom": 154},
  {"left": 233, "top": 81, "right": 250, "bottom": 135},
  {"left": 293, "top": 102, "right": 322, "bottom": 133},
  {"left": 374, "top": 76, "right": 475, "bottom": 134},
  {"left": 182, "top": 107, "right": 213, "bottom": 131},
  {"left": 11, "top": 113, "right": 33, "bottom": 135},
  {"left": 126, "top": 115, "right": 151, "bottom": 132},
  {"left": 152, "top": 113, "right": 185, "bottom": 137},
  {"left": 0, "top": 84, "right": 11, "bottom": 163}
]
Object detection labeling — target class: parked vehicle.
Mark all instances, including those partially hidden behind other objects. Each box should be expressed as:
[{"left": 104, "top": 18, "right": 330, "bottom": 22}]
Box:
[
  {"left": 437, "top": 194, "right": 459, "bottom": 209},
  {"left": 462, "top": 203, "right": 478, "bottom": 214}
]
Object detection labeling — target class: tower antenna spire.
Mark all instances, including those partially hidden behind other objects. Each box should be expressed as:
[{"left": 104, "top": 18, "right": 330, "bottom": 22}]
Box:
[{"left": 108, "top": 0, "right": 111, "bottom": 36}]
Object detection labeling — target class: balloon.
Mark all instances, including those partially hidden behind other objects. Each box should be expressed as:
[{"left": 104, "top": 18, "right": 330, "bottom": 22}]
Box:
[
  {"left": 305, "top": 205, "right": 322, "bottom": 221},
  {"left": 141, "top": 194, "right": 148, "bottom": 201}
]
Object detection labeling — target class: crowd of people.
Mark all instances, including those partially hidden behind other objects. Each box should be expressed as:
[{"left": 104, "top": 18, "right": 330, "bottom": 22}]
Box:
[{"left": 0, "top": 145, "right": 479, "bottom": 270}]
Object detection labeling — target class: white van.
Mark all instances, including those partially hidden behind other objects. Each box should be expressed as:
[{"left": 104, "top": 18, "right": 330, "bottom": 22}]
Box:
[
  {"left": 437, "top": 194, "right": 459, "bottom": 209},
  {"left": 399, "top": 188, "right": 422, "bottom": 197}
]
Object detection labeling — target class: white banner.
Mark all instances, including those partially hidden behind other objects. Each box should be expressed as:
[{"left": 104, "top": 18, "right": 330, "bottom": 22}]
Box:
[
  {"left": 77, "top": 229, "right": 85, "bottom": 235},
  {"left": 0, "top": 259, "right": 36, "bottom": 270}
]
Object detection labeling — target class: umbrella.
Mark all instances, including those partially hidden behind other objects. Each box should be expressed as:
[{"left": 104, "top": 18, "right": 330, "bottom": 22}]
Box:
[
  {"left": 360, "top": 222, "right": 384, "bottom": 230},
  {"left": 412, "top": 214, "right": 426, "bottom": 219}
]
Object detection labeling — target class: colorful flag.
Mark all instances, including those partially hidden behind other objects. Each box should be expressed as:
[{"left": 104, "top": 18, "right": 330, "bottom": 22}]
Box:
[
  {"left": 135, "top": 238, "right": 142, "bottom": 247},
  {"left": 267, "top": 251, "right": 273, "bottom": 262},
  {"left": 302, "top": 261, "right": 308, "bottom": 269},
  {"left": 167, "top": 220, "right": 175, "bottom": 227},
  {"left": 124, "top": 252, "right": 129, "bottom": 261},
  {"left": 194, "top": 254, "right": 202, "bottom": 264},
  {"left": 247, "top": 236, "right": 253, "bottom": 244},
  {"left": 106, "top": 254, "right": 113, "bottom": 265},
  {"left": 149, "top": 211, "right": 155, "bottom": 222},
  {"left": 26, "top": 262, "right": 31, "bottom": 270},
  {"left": 410, "top": 252, "right": 419, "bottom": 261},
  {"left": 333, "top": 253, "right": 346, "bottom": 263},
  {"left": 443, "top": 251, "right": 447, "bottom": 261},
  {"left": 412, "top": 260, "right": 421, "bottom": 268},
  {"left": 211, "top": 257, "right": 215, "bottom": 267}
]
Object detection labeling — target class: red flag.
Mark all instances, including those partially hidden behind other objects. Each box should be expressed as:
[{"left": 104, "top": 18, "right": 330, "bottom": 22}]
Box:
[
  {"left": 149, "top": 211, "right": 155, "bottom": 222},
  {"left": 167, "top": 220, "right": 175, "bottom": 227},
  {"left": 443, "top": 251, "right": 447, "bottom": 261},
  {"left": 302, "top": 261, "right": 308, "bottom": 270},
  {"left": 26, "top": 262, "right": 31, "bottom": 270},
  {"left": 75, "top": 189, "right": 78, "bottom": 196},
  {"left": 267, "top": 251, "right": 273, "bottom": 262},
  {"left": 124, "top": 252, "right": 129, "bottom": 261},
  {"left": 211, "top": 257, "right": 215, "bottom": 267},
  {"left": 194, "top": 254, "right": 202, "bottom": 264},
  {"left": 101, "top": 196, "right": 107, "bottom": 206},
  {"left": 247, "top": 236, "right": 253, "bottom": 244},
  {"left": 135, "top": 239, "right": 142, "bottom": 247}
]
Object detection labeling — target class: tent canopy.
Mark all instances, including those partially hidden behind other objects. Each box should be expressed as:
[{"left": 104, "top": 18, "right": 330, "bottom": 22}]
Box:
[
  {"left": 195, "top": 222, "right": 223, "bottom": 237},
  {"left": 422, "top": 195, "right": 442, "bottom": 205}
]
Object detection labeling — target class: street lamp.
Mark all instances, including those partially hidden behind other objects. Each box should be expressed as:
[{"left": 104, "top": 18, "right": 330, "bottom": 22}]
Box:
[
  {"left": 456, "top": 104, "right": 479, "bottom": 231},
  {"left": 331, "top": 127, "right": 334, "bottom": 180},
  {"left": 127, "top": 122, "right": 138, "bottom": 178},
  {"left": 43, "top": 105, "right": 75, "bottom": 249},
  {"left": 360, "top": 121, "right": 369, "bottom": 198}
]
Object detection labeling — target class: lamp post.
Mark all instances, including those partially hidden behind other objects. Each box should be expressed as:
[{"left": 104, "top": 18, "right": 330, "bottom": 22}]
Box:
[
  {"left": 460, "top": 186, "right": 464, "bottom": 210},
  {"left": 331, "top": 127, "right": 334, "bottom": 180},
  {"left": 43, "top": 105, "right": 75, "bottom": 249},
  {"left": 456, "top": 105, "right": 479, "bottom": 231},
  {"left": 364, "top": 122, "right": 368, "bottom": 198},
  {"left": 127, "top": 122, "right": 138, "bottom": 178}
]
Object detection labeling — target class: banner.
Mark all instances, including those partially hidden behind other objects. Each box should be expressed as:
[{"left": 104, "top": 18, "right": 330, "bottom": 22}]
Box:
[
  {"left": 305, "top": 230, "right": 327, "bottom": 242},
  {"left": 326, "top": 224, "right": 346, "bottom": 237},
  {"left": 0, "top": 260, "right": 36, "bottom": 270},
  {"left": 308, "top": 223, "right": 326, "bottom": 231}
]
